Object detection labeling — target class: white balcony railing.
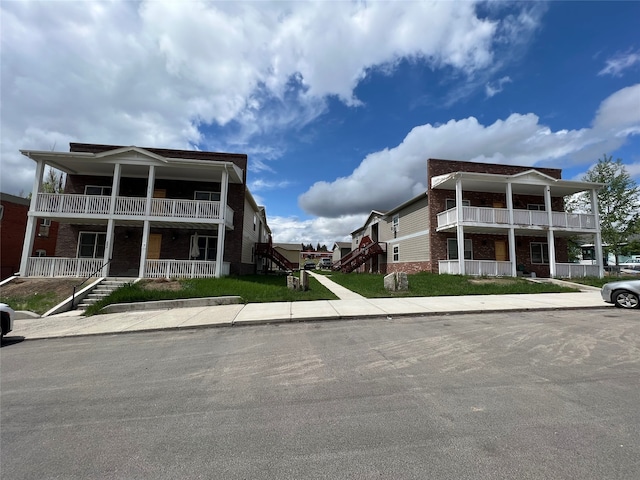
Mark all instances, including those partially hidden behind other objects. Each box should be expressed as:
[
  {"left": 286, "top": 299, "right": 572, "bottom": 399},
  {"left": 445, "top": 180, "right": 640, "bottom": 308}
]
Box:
[
  {"left": 26, "top": 257, "right": 103, "bottom": 277},
  {"left": 437, "top": 206, "right": 597, "bottom": 231},
  {"left": 35, "top": 193, "right": 233, "bottom": 224},
  {"left": 145, "top": 260, "right": 230, "bottom": 278},
  {"left": 26, "top": 257, "right": 231, "bottom": 278},
  {"left": 439, "top": 259, "right": 513, "bottom": 276},
  {"left": 555, "top": 263, "right": 600, "bottom": 278}
]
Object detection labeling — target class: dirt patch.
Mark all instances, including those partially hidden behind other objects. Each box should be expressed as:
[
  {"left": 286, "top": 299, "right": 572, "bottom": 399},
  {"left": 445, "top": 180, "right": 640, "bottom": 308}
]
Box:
[
  {"left": 0, "top": 278, "right": 87, "bottom": 300},
  {"left": 468, "top": 278, "right": 519, "bottom": 286},
  {"left": 138, "top": 279, "right": 184, "bottom": 292}
]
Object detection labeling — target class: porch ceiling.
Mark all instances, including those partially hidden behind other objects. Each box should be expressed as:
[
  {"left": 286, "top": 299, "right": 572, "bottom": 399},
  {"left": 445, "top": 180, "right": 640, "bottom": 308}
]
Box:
[
  {"left": 38, "top": 218, "right": 232, "bottom": 230},
  {"left": 20, "top": 149, "right": 244, "bottom": 184},
  {"left": 436, "top": 225, "right": 592, "bottom": 237},
  {"left": 431, "top": 171, "right": 603, "bottom": 197}
]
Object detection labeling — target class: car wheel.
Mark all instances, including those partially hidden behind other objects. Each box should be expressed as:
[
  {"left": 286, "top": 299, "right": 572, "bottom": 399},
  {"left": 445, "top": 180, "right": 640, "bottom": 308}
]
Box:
[
  {"left": 613, "top": 290, "right": 640, "bottom": 309},
  {"left": 0, "top": 312, "right": 8, "bottom": 338}
]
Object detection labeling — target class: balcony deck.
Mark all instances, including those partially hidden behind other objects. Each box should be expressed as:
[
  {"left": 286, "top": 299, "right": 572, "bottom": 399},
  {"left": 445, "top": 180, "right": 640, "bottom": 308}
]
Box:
[
  {"left": 437, "top": 206, "right": 597, "bottom": 232},
  {"left": 34, "top": 193, "right": 234, "bottom": 227}
]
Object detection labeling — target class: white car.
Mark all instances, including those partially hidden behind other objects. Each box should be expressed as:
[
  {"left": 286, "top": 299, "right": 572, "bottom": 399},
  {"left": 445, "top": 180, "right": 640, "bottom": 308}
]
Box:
[
  {"left": 601, "top": 279, "right": 640, "bottom": 309},
  {"left": 318, "top": 258, "right": 333, "bottom": 269},
  {"left": 1, "top": 303, "right": 15, "bottom": 339}
]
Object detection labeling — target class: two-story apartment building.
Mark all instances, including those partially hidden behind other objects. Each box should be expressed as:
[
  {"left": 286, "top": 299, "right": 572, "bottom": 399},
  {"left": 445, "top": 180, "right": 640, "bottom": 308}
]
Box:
[
  {"left": 348, "top": 159, "right": 604, "bottom": 278},
  {"left": 18, "top": 143, "right": 270, "bottom": 278}
]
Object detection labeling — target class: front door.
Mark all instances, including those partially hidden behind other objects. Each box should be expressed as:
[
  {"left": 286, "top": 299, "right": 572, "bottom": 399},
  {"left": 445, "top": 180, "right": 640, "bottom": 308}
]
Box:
[
  {"left": 147, "top": 234, "right": 162, "bottom": 259},
  {"left": 495, "top": 240, "right": 507, "bottom": 261}
]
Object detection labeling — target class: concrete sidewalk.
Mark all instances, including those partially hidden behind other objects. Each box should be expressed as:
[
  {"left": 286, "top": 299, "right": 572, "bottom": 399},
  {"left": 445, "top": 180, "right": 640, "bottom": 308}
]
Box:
[{"left": 4, "top": 274, "right": 610, "bottom": 341}]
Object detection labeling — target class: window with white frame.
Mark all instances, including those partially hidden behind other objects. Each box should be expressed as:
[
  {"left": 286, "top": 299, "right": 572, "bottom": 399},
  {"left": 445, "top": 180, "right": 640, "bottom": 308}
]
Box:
[
  {"left": 392, "top": 245, "right": 399, "bottom": 262},
  {"left": 194, "top": 191, "right": 221, "bottom": 201},
  {"left": 392, "top": 214, "right": 399, "bottom": 233},
  {"left": 530, "top": 242, "right": 549, "bottom": 264},
  {"left": 447, "top": 238, "right": 473, "bottom": 260},
  {"left": 35, "top": 249, "right": 47, "bottom": 257},
  {"left": 78, "top": 232, "right": 106, "bottom": 258},
  {"left": 84, "top": 185, "right": 112, "bottom": 196},
  {"left": 527, "top": 204, "right": 546, "bottom": 211},
  {"left": 446, "top": 199, "right": 470, "bottom": 210},
  {"left": 192, "top": 234, "right": 217, "bottom": 261},
  {"left": 41, "top": 218, "right": 51, "bottom": 226},
  {"left": 253, "top": 214, "right": 257, "bottom": 231}
]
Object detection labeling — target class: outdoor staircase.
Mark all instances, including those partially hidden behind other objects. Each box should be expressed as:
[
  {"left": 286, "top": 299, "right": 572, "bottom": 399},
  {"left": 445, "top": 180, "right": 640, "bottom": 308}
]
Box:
[
  {"left": 333, "top": 236, "right": 386, "bottom": 273},
  {"left": 255, "top": 242, "right": 295, "bottom": 271},
  {"left": 77, "top": 277, "right": 132, "bottom": 310}
]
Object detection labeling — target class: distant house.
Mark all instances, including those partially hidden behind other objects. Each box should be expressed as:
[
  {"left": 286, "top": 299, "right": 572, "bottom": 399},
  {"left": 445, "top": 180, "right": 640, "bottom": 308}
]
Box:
[
  {"left": 273, "top": 243, "right": 302, "bottom": 270},
  {"left": 18, "top": 143, "right": 270, "bottom": 278},
  {"left": 1, "top": 192, "right": 59, "bottom": 280},
  {"left": 332, "top": 242, "right": 351, "bottom": 263},
  {"left": 341, "top": 158, "right": 604, "bottom": 278}
]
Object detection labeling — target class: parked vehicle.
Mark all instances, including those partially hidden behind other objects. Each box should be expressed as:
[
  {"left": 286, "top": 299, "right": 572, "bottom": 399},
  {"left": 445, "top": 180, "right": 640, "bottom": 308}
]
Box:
[
  {"left": 303, "top": 260, "right": 317, "bottom": 270},
  {"left": 601, "top": 279, "right": 640, "bottom": 309},
  {"left": 1, "top": 303, "right": 15, "bottom": 339},
  {"left": 318, "top": 258, "right": 333, "bottom": 269}
]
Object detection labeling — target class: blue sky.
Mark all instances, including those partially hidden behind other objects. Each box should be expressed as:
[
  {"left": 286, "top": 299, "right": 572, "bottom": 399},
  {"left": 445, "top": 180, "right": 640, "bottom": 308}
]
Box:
[{"left": 2, "top": 1, "right": 639, "bottom": 246}]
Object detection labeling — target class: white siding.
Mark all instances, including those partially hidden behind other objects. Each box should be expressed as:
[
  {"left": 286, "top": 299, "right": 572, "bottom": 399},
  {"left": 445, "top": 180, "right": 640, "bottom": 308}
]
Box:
[
  {"left": 385, "top": 196, "right": 430, "bottom": 262},
  {"left": 242, "top": 198, "right": 260, "bottom": 264}
]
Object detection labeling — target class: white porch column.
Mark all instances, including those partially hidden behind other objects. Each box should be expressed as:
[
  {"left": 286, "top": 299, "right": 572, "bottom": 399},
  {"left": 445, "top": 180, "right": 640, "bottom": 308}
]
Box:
[
  {"left": 544, "top": 186, "right": 556, "bottom": 277},
  {"left": 215, "top": 168, "right": 229, "bottom": 277},
  {"left": 108, "top": 163, "right": 121, "bottom": 215},
  {"left": 19, "top": 160, "right": 46, "bottom": 276},
  {"left": 591, "top": 188, "right": 604, "bottom": 278},
  {"left": 506, "top": 182, "right": 517, "bottom": 276},
  {"left": 145, "top": 165, "right": 156, "bottom": 216},
  {"left": 102, "top": 164, "right": 121, "bottom": 277},
  {"left": 138, "top": 220, "right": 150, "bottom": 278},
  {"left": 455, "top": 176, "right": 465, "bottom": 274}
]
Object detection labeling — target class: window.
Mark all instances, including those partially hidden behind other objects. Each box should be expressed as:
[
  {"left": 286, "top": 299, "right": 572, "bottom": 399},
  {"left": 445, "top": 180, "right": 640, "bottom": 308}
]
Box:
[
  {"left": 392, "top": 214, "right": 399, "bottom": 232},
  {"left": 0, "top": 205, "right": 4, "bottom": 221},
  {"left": 447, "top": 238, "right": 473, "bottom": 260},
  {"left": 78, "top": 232, "right": 106, "bottom": 258},
  {"left": 192, "top": 235, "right": 217, "bottom": 261},
  {"left": 38, "top": 218, "right": 50, "bottom": 237},
  {"left": 35, "top": 249, "right": 47, "bottom": 257},
  {"left": 84, "top": 185, "right": 112, "bottom": 196},
  {"left": 530, "top": 242, "right": 549, "bottom": 264},
  {"left": 194, "top": 191, "right": 220, "bottom": 201},
  {"left": 393, "top": 245, "right": 399, "bottom": 262},
  {"left": 446, "top": 199, "right": 470, "bottom": 210},
  {"left": 527, "top": 204, "right": 546, "bottom": 211},
  {"left": 253, "top": 214, "right": 257, "bottom": 231}
]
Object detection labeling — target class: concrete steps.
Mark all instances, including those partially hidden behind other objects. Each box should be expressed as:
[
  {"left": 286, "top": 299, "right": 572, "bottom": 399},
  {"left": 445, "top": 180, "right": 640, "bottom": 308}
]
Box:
[{"left": 77, "top": 277, "right": 134, "bottom": 310}]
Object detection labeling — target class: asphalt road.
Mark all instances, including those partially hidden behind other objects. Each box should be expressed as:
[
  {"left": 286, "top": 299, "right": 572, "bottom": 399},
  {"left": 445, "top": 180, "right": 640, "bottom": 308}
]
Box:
[{"left": 2, "top": 309, "right": 639, "bottom": 479}]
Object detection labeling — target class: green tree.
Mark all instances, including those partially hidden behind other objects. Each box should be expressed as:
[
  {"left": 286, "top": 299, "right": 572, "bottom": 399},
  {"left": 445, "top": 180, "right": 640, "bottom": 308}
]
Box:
[
  {"left": 27, "top": 167, "right": 65, "bottom": 198},
  {"left": 573, "top": 155, "right": 640, "bottom": 265}
]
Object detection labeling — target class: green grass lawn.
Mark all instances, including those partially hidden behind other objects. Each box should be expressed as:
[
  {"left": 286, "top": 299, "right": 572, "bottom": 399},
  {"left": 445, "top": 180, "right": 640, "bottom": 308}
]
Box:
[
  {"left": 562, "top": 275, "right": 631, "bottom": 289},
  {"left": 1, "top": 292, "right": 62, "bottom": 315},
  {"left": 320, "top": 271, "right": 578, "bottom": 298},
  {"left": 84, "top": 274, "right": 338, "bottom": 315}
]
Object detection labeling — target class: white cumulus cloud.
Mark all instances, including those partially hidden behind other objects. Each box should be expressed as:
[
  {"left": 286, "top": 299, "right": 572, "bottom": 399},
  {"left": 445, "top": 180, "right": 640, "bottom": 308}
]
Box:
[
  {"left": 1, "top": 0, "right": 540, "bottom": 196},
  {"left": 298, "top": 84, "right": 640, "bottom": 218}
]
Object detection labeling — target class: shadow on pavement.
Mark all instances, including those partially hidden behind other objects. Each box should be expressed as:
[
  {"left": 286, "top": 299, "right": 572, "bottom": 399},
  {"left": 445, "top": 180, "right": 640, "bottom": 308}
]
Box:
[{"left": 1, "top": 336, "right": 26, "bottom": 347}]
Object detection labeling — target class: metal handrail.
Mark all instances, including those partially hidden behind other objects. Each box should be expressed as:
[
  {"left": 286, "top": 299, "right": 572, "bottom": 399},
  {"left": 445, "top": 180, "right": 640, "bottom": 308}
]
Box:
[{"left": 70, "top": 258, "right": 113, "bottom": 311}]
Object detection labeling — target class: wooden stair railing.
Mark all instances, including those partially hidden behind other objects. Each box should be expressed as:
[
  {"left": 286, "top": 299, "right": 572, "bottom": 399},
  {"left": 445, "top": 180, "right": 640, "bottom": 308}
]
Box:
[{"left": 256, "top": 242, "right": 295, "bottom": 271}]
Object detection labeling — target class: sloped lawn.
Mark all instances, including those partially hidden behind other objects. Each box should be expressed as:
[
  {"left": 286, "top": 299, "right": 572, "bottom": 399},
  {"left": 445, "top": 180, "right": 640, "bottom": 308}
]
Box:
[
  {"left": 84, "top": 274, "right": 337, "bottom": 315},
  {"left": 320, "top": 271, "right": 578, "bottom": 298}
]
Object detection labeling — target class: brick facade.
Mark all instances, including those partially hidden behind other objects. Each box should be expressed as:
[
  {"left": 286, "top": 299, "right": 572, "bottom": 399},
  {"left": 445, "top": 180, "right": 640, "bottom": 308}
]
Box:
[{"left": 1, "top": 194, "right": 59, "bottom": 279}]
